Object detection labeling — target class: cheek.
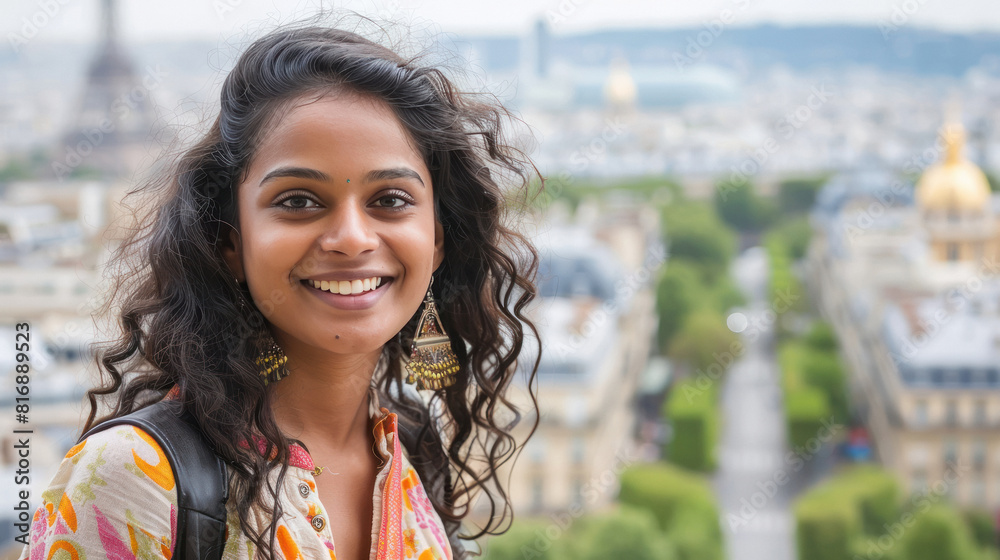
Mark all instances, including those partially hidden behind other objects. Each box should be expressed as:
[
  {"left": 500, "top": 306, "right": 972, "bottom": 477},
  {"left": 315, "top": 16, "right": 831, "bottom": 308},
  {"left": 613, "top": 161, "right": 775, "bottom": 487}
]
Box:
[
  {"left": 398, "top": 220, "right": 438, "bottom": 270},
  {"left": 238, "top": 209, "right": 303, "bottom": 284},
  {"left": 396, "top": 225, "right": 440, "bottom": 303},
  {"left": 249, "top": 226, "right": 302, "bottom": 258}
]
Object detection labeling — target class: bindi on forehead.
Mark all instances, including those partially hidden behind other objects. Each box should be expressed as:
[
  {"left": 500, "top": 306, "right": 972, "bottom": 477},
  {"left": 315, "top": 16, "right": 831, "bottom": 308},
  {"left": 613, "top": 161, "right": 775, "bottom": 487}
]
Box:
[{"left": 256, "top": 167, "right": 423, "bottom": 189}]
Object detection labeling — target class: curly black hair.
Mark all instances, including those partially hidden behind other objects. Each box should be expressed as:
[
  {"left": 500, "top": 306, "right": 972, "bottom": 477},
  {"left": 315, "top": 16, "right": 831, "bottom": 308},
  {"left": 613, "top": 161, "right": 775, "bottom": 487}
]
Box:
[{"left": 84, "top": 17, "right": 543, "bottom": 560}]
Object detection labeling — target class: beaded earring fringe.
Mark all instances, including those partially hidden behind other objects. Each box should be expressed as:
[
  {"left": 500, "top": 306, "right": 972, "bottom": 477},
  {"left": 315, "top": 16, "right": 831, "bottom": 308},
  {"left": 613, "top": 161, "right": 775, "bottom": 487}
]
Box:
[
  {"left": 232, "top": 274, "right": 290, "bottom": 385},
  {"left": 255, "top": 336, "right": 289, "bottom": 385},
  {"left": 405, "top": 281, "right": 458, "bottom": 390}
]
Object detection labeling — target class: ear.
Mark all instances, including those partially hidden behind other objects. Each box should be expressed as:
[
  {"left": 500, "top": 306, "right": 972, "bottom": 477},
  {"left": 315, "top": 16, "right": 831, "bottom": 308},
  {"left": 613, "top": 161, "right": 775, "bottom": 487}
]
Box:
[
  {"left": 432, "top": 217, "right": 445, "bottom": 273},
  {"left": 220, "top": 226, "right": 246, "bottom": 281}
]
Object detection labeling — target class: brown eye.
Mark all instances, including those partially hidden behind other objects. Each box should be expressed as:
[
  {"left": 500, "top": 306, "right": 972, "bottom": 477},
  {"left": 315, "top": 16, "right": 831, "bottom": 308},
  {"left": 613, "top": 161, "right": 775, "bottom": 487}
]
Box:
[
  {"left": 275, "top": 193, "right": 320, "bottom": 211},
  {"left": 378, "top": 196, "right": 405, "bottom": 208},
  {"left": 376, "top": 190, "right": 415, "bottom": 212}
]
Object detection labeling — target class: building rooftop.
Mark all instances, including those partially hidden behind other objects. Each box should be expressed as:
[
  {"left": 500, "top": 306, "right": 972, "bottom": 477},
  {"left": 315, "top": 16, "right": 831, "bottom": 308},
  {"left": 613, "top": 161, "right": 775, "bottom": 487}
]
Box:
[{"left": 881, "top": 285, "right": 1000, "bottom": 388}]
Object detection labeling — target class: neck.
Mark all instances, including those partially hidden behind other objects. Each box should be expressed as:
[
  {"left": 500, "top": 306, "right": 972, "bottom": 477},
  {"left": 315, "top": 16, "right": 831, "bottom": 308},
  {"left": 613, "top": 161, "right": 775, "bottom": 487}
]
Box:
[{"left": 266, "top": 339, "right": 385, "bottom": 453}]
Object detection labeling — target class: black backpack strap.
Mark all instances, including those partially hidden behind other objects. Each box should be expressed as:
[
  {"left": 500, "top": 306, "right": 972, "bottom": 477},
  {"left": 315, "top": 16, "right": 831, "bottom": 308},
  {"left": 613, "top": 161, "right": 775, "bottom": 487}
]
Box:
[{"left": 80, "top": 400, "right": 229, "bottom": 560}]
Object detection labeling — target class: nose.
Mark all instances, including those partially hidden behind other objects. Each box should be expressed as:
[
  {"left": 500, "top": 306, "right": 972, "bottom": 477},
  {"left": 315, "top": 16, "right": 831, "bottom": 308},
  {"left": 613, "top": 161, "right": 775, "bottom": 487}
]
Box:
[{"left": 318, "top": 200, "right": 380, "bottom": 257}]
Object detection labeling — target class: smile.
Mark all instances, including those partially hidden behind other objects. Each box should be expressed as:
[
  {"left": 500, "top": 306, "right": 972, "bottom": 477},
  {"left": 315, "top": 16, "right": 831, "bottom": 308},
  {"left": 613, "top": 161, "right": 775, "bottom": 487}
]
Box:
[
  {"left": 306, "top": 277, "right": 384, "bottom": 295},
  {"left": 299, "top": 277, "right": 393, "bottom": 311}
]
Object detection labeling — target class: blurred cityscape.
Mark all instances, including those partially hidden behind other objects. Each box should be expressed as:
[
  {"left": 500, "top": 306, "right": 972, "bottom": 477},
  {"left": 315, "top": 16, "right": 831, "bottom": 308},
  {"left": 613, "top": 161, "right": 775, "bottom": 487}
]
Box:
[{"left": 3, "top": 1, "right": 1000, "bottom": 559}]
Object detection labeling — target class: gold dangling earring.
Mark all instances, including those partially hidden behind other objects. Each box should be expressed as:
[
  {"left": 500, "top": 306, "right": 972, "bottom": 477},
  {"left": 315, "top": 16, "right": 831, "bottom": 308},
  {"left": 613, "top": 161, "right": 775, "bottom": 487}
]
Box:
[
  {"left": 231, "top": 274, "right": 289, "bottom": 385},
  {"left": 404, "top": 276, "right": 459, "bottom": 390},
  {"left": 255, "top": 335, "right": 289, "bottom": 386}
]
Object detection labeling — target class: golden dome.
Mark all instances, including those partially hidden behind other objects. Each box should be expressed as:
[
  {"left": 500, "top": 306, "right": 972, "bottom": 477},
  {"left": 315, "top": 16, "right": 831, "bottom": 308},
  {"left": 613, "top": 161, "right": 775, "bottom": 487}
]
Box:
[
  {"left": 604, "top": 57, "right": 637, "bottom": 108},
  {"left": 915, "top": 121, "right": 992, "bottom": 212}
]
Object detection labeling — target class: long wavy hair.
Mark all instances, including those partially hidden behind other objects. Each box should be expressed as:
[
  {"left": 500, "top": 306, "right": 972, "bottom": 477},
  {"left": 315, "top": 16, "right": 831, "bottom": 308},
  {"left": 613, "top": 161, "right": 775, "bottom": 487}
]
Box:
[{"left": 83, "top": 19, "right": 542, "bottom": 560}]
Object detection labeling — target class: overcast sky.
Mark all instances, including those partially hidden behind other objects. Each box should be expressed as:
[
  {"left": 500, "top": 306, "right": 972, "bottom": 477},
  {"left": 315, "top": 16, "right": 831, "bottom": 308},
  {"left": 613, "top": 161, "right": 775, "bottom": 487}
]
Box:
[{"left": 4, "top": 0, "right": 1000, "bottom": 46}]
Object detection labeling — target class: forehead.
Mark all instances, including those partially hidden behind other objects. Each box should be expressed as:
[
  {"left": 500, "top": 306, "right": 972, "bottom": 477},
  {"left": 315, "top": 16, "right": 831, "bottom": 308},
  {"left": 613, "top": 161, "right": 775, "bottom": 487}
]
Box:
[{"left": 249, "top": 91, "right": 426, "bottom": 173}]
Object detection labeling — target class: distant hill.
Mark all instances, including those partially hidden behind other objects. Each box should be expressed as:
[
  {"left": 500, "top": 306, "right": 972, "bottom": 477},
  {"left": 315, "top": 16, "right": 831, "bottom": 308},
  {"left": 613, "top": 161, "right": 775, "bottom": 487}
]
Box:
[{"left": 455, "top": 24, "right": 1000, "bottom": 76}]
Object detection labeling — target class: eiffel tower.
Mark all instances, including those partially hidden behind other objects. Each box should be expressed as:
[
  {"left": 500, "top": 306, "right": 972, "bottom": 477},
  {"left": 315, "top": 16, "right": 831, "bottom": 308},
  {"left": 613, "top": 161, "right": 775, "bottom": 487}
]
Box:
[{"left": 56, "top": 0, "right": 164, "bottom": 180}]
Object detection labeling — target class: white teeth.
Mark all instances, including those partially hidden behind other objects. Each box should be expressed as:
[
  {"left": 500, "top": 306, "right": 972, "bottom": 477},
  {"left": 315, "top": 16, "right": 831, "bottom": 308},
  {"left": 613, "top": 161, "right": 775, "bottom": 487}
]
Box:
[{"left": 309, "top": 277, "right": 383, "bottom": 295}]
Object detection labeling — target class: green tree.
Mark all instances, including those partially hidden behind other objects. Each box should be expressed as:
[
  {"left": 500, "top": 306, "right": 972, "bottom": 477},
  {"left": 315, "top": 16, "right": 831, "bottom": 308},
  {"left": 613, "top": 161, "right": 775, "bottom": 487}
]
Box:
[
  {"left": 69, "top": 165, "right": 106, "bottom": 180},
  {"left": 764, "top": 232, "right": 808, "bottom": 340},
  {"left": 778, "top": 175, "right": 828, "bottom": 214},
  {"left": 655, "top": 261, "right": 706, "bottom": 354},
  {"left": 707, "top": 276, "right": 747, "bottom": 314},
  {"left": 963, "top": 509, "right": 998, "bottom": 552},
  {"left": 801, "top": 349, "right": 849, "bottom": 425},
  {"left": 768, "top": 216, "right": 814, "bottom": 260},
  {"left": 796, "top": 494, "right": 859, "bottom": 560},
  {"left": 619, "top": 464, "right": 724, "bottom": 560},
  {"left": 804, "top": 321, "right": 838, "bottom": 353},
  {"left": 662, "top": 202, "right": 737, "bottom": 280},
  {"left": 0, "top": 159, "right": 33, "bottom": 182},
  {"left": 666, "top": 510, "right": 726, "bottom": 560},
  {"left": 714, "top": 179, "right": 758, "bottom": 231},
  {"left": 895, "top": 504, "right": 983, "bottom": 560},
  {"left": 655, "top": 259, "right": 746, "bottom": 356},
  {"left": 569, "top": 506, "right": 677, "bottom": 560},
  {"left": 713, "top": 179, "right": 779, "bottom": 232},
  {"left": 663, "top": 377, "right": 719, "bottom": 472},
  {"left": 986, "top": 171, "right": 1000, "bottom": 193},
  {"left": 794, "top": 465, "right": 904, "bottom": 560},
  {"left": 667, "top": 310, "right": 739, "bottom": 375},
  {"left": 529, "top": 175, "right": 683, "bottom": 214},
  {"left": 482, "top": 519, "right": 561, "bottom": 560},
  {"left": 785, "top": 387, "right": 830, "bottom": 450}
]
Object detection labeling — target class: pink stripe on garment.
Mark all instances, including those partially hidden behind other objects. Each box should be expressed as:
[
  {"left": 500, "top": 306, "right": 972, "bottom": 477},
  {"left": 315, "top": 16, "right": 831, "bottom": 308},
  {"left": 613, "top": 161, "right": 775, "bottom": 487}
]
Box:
[
  {"left": 375, "top": 411, "right": 405, "bottom": 560},
  {"left": 29, "top": 506, "right": 46, "bottom": 560}
]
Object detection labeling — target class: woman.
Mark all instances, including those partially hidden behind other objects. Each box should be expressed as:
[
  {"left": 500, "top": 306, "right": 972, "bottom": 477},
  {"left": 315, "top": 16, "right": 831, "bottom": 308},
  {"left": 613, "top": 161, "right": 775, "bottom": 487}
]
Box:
[{"left": 19, "top": 20, "right": 542, "bottom": 560}]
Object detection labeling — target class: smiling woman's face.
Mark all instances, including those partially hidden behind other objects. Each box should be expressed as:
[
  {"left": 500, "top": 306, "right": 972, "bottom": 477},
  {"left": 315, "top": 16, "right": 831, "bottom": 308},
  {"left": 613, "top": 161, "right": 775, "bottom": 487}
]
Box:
[{"left": 222, "top": 91, "right": 445, "bottom": 358}]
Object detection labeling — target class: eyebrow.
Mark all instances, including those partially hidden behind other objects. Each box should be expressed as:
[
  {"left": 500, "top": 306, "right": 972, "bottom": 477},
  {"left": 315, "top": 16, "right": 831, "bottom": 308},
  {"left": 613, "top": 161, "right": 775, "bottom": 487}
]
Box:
[
  {"left": 364, "top": 167, "right": 425, "bottom": 187},
  {"left": 259, "top": 166, "right": 330, "bottom": 187},
  {"left": 259, "top": 166, "right": 425, "bottom": 188}
]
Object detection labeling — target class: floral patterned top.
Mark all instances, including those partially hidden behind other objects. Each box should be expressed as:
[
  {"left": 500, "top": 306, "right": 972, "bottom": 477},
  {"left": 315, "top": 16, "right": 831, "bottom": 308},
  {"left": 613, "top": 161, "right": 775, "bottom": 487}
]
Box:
[{"left": 17, "top": 382, "right": 453, "bottom": 560}]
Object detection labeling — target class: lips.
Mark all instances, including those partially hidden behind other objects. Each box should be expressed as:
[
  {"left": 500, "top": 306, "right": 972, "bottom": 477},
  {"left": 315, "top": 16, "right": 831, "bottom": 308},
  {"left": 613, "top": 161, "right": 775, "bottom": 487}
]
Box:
[
  {"left": 300, "top": 277, "right": 393, "bottom": 293},
  {"left": 302, "top": 276, "right": 392, "bottom": 296},
  {"left": 299, "top": 277, "right": 394, "bottom": 311}
]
